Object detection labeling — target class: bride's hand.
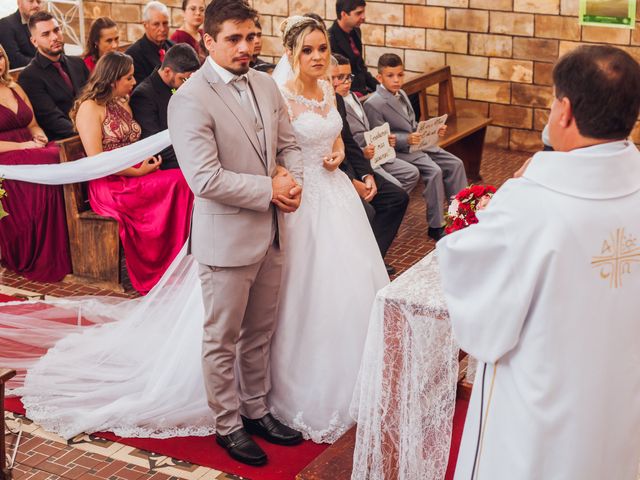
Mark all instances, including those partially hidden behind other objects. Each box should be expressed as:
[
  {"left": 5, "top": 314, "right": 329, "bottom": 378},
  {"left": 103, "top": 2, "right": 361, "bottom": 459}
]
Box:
[{"left": 322, "top": 150, "right": 344, "bottom": 172}]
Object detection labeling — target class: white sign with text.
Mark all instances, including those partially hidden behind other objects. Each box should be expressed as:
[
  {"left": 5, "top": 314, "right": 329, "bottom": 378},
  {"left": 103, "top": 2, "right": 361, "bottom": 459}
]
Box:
[
  {"left": 409, "top": 114, "right": 448, "bottom": 153},
  {"left": 363, "top": 123, "right": 395, "bottom": 168}
]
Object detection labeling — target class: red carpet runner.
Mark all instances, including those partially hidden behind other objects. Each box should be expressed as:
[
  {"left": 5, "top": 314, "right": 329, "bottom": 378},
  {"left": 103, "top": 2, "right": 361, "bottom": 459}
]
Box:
[{"left": 3, "top": 293, "right": 469, "bottom": 479}]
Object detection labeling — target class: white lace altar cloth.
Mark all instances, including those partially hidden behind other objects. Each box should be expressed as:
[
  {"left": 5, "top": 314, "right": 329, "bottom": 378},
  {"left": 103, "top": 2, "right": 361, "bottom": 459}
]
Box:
[{"left": 350, "top": 251, "right": 459, "bottom": 480}]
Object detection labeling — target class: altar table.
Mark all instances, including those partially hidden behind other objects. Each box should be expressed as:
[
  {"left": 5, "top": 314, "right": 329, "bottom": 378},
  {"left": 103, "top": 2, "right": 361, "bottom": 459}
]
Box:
[{"left": 350, "top": 251, "right": 461, "bottom": 480}]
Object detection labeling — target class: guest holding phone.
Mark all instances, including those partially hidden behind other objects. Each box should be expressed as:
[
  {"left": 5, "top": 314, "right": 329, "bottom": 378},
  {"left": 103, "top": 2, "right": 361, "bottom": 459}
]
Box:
[{"left": 71, "top": 51, "right": 193, "bottom": 294}]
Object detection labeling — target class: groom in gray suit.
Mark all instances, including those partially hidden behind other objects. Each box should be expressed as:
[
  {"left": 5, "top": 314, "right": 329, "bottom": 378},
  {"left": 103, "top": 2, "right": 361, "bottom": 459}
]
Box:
[{"left": 168, "top": 0, "right": 304, "bottom": 466}]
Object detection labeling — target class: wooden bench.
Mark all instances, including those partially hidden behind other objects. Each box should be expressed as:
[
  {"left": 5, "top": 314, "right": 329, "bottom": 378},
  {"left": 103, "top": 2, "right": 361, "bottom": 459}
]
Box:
[
  {"left": 56, "top": 136, "right": 123, "bottom": 292},
  {"left": 1, "top": 368, "right": 16, "bottom": 480},
  {"left": 403, "top": 65, "right": 491, "bottom": 183}
]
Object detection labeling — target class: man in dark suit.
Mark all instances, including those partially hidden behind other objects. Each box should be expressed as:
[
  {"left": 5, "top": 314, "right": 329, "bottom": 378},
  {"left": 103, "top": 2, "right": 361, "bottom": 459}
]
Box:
[
  {"left": 328, "top": 0, "right": 378, "bottom": 97},
  {"left": 336, "top": 93, "right": 408, "bottom": 274},
  {"left": 126, "top": 1, "right": 174, "bottom": 85},
  {"left": 0, "top": 0, "right": 41, "bottom": 68},
  {"left": 18, "top": 11, "right": 89, "bottom": 141},
  {"left": 130, "top": 44, "right": 200, "bottom": 170}
]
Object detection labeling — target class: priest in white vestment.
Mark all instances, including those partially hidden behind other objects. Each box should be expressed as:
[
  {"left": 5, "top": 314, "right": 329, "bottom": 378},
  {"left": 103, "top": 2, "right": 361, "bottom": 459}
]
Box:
[{"left": 437, "top": 45, "right": 640, "bottom": 480}]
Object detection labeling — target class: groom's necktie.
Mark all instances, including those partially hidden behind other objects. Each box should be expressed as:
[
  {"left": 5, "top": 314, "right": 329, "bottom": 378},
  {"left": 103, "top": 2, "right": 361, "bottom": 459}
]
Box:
[
  {"left": 232, "top": 77, "right": 259, "bottom": 127},
  {"left": 232, "top": 76, "right": 266, "bottom": 158},
  {"left": 232, "top": 77, "right": 275, "bottom": 243}
]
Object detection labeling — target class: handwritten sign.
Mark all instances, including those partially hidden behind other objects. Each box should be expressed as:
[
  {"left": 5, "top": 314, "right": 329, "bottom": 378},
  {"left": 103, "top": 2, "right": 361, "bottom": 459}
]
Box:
[
  {"left": 363, "top": 123, "right": 395, "bottom": 168},
  {"left": 409, "top": 114, "right": 448, "bottom": 153}
]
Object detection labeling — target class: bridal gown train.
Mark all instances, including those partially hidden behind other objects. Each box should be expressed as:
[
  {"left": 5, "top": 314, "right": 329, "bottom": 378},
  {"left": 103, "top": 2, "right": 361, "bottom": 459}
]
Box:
[{"left": 1, "top": 79, "right": 388, "bottom": 443}]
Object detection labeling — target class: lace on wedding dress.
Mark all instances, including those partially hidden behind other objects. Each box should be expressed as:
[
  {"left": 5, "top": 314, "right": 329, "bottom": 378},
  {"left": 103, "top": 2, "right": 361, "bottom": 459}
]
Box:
[{"left": 279, "top": 79, "right": 335, "bottom": 122}]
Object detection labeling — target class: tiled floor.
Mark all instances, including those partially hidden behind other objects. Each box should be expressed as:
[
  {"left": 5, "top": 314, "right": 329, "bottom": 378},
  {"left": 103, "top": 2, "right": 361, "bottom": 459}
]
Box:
[{"left": 1, "top": 146, "right": 530, "bottom": 479}]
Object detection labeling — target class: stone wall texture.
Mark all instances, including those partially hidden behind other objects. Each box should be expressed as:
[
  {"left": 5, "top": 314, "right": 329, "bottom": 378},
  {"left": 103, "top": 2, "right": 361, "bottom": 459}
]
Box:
[{"left": 88, "top": 0, "right": 640, "bottom": 151}]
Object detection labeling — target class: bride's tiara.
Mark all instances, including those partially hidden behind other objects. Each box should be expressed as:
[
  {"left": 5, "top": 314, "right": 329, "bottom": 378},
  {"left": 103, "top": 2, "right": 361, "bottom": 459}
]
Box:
[{"left": 280, "top": 15, "right": 317, "bottom": 39}]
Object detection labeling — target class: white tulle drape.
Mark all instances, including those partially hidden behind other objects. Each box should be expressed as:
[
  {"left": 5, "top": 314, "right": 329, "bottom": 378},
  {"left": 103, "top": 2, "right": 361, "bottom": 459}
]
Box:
[
  {"left": 0, "top": 130, "right": 170, "bottom": 184},
  {"left": 3, "top": 245, "right": 218, "bottom": 439},
  {"left": 350, "top": 252, "right": 459, "bottom": 480}
]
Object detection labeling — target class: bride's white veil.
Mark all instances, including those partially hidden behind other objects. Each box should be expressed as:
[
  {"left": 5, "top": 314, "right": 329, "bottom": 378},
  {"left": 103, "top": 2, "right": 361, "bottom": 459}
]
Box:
[{"left": 272, "top": 53, "right": 294, "bottom": 87}]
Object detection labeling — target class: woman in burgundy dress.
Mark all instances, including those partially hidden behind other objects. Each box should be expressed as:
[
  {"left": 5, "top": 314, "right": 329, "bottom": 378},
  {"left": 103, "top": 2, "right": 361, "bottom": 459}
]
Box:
[
  {"left": 83, "top": 17, "right": 120, "bottom": 73},
  {"left": 170, "top": 0, "right": 205, "bottom": 63},
  {"left": 71, "top": 52, "right": 193, "bottom": 294},
  {"left": 0, "top": 44, "right": 71, "bottom": 282}
]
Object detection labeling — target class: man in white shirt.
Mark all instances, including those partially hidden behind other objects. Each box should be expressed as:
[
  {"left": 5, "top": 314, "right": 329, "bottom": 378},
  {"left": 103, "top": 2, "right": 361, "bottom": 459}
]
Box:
[{"left": 438, "top": 44, "right": 640, "bottom": 480}]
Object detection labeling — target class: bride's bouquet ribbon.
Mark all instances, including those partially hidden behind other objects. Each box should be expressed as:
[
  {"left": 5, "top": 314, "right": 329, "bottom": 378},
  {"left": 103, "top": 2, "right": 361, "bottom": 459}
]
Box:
[{"left": 0, "top": 130, "right": 171, "bottom": 185}]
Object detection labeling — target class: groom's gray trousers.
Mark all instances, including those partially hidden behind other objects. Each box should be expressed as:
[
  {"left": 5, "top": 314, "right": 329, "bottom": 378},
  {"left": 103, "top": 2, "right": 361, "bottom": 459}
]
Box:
[{"left": 198, "top": 241, "right": 283, "bottom": 436}]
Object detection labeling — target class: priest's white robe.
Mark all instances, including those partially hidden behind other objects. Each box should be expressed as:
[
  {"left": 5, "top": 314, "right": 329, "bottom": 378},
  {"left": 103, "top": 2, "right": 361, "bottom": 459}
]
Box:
[{"left": 437, "top": 141, "right": 640, "bottom": 480}]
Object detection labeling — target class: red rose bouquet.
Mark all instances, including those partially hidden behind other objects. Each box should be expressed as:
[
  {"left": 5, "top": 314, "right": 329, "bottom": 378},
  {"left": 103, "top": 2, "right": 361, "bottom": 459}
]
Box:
[{"left": 444, "top": 184, "right": 496, "bottom": 234}]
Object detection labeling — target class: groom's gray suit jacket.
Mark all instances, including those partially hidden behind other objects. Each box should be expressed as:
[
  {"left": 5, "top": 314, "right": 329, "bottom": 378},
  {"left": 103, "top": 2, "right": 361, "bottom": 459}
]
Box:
[{"left": 168, "top": 61, "right": 303, "bottom": 267}]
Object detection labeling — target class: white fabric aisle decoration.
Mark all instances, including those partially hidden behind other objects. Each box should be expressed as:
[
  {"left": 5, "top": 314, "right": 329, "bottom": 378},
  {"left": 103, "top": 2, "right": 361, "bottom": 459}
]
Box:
[{"left": 0, "top": 130, "right": 171, "bottom": 185}]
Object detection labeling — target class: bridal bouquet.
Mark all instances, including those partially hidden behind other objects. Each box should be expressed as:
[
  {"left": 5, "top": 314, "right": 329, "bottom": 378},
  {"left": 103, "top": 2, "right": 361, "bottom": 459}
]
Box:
[
  {"left": 445, "top": 184, "right": 496, "bottom": 234},
  {"left": 0, "top": 180, "right": 7, "bottom": 219}
]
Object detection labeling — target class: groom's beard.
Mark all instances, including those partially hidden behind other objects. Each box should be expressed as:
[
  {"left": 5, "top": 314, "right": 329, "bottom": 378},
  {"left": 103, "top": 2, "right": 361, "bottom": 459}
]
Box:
[{"left": 227, "top": 65, "right": 250, "bottom": 75}]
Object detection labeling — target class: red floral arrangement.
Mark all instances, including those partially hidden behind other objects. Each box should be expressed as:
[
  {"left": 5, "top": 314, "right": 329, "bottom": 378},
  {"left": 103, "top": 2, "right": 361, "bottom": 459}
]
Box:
[{"left": 445, "top": 184, "right": 496, "bottom": 234}]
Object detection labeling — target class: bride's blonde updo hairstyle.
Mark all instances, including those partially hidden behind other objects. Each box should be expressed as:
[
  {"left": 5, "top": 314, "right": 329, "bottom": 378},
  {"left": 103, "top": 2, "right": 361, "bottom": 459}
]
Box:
[{"left": 280, "top": 15, "right": 331, "bottom": 83}]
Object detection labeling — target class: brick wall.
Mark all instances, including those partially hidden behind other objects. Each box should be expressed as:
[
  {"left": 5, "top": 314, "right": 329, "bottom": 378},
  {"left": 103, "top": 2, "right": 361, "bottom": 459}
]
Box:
[{"left": 88, "top": 0, "right": 640, "bottom": 152}]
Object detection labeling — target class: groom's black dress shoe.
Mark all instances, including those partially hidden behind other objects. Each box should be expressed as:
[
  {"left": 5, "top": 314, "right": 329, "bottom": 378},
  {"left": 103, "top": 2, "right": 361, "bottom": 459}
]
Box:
[
  {"left": 385, "top": 263, "right": 396, "bottom": 275},
  {"left": 215, "top": 428, "right": 267, "bottom": 466},
  {"left": 242, "top": 413, "right": 303, "bottom": 446}
]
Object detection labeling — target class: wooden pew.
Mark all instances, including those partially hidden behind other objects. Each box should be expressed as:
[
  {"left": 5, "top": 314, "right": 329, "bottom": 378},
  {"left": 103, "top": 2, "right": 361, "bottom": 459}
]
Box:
[
  {"left": 56, "top": 136, "right": 123, "bottom": 292},
  {"left": 403, "top": 66, "right": 491, "bottom": 183},
  {"left": 1, "top": 368, "right": 16, "bottom": 480}
]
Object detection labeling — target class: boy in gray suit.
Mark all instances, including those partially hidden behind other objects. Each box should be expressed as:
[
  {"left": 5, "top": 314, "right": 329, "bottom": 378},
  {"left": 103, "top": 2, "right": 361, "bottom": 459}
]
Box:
[
  {"left": 331, "top": 53, "right": 419, "bottom": 194},
  {"left": 364, "top": 53, "right": 467, "bottom": 241}
]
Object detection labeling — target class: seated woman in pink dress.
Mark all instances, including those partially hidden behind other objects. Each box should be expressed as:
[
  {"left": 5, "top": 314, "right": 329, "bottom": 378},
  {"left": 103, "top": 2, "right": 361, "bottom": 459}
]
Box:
[
  {"left": 71, "top": 51, "right": 193, "bottom": 294},
  {"left": 0, "top": 44, "right": 71, "bottom": 282},
  {"left": 83, "top": 17, "right": 120, "bottom": 73},
  {"left": 170, "top": 0, "right": 205, "bottom": 63}
]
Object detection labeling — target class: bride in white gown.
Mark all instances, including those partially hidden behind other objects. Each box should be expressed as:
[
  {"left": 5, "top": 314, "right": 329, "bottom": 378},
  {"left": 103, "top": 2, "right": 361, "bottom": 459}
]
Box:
[
  {"left": 0, "top": 15, "right": 387, "bottom": 444},
  {"left": 268, "top": 16, "right": 388, "bottom": 443}
]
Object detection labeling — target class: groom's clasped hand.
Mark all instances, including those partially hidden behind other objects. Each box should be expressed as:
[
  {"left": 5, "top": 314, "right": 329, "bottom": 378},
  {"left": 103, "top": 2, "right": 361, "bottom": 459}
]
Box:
[{"left": 271, "top": 165, "right": 302, "bottom": 213}]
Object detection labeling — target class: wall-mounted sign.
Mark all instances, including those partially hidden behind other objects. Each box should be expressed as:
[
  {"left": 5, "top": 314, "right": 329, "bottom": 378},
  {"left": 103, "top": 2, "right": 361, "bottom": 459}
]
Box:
[{"left": 579, "top": 0, "right": 636, "bottom": 28}]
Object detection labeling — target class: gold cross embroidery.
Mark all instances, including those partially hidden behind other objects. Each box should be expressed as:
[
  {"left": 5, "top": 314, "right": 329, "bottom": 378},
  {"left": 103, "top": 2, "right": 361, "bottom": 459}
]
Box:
[{"left": 591, "top": 228, "right": 640, "bottom": 288}]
